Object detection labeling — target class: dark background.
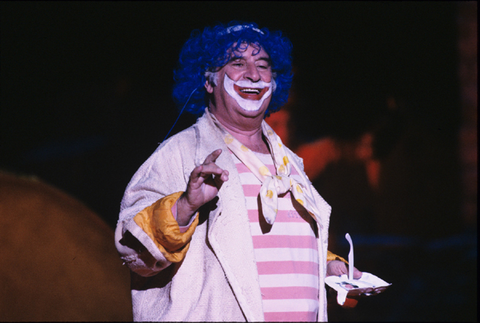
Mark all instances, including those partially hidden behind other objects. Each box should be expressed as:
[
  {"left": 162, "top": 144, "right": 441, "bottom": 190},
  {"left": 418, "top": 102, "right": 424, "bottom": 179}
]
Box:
[{"left": 1, "top": 2, "right": 476, "bottom": 321}]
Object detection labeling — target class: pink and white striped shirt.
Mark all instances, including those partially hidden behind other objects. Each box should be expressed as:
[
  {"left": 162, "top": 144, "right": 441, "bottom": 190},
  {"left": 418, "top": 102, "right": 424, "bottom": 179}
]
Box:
[{"left": 232, "top": 151, "right": 319, "bottom": 322}]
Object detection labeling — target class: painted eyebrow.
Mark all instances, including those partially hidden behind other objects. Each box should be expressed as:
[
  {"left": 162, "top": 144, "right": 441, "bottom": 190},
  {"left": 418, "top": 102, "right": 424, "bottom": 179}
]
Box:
[
  {"left": 256, "top": 57, "right": 272, "bottom": 65},
  {"left": 228, "top": 57, "right": 244, "bottom": 63},
  {"left": 228, "top": 56, "right": 271, "bottom": 64}
]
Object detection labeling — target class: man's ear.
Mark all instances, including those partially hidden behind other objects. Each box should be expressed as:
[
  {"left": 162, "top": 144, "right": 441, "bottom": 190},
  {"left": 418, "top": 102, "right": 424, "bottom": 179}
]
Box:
[
  {"left": 204, "top": 70, "right": 217, "bottom": 93},
  {"left": 205, "top": 80, "right": 214, "bottom": 94}
]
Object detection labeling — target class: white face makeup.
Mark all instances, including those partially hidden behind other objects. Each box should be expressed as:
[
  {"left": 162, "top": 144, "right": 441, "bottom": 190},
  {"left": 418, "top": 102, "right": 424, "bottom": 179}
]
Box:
[{"left": 223, "top": 73, "right": 276, "bottom": 111}]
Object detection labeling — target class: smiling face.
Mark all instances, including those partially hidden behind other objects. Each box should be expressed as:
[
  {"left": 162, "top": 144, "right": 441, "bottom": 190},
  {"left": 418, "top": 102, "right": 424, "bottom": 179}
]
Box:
[{"left": 205, "top": 43, "right": 274, "bottom": 130}]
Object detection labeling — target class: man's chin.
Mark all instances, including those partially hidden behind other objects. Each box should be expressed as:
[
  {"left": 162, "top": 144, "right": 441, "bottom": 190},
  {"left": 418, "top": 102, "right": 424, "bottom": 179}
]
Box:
[
  {"left": 237, "top": 98, "right": 269, "bottom": 113},
  {"left": 240, "top": 105, "right": 263, "bottom": 112}
]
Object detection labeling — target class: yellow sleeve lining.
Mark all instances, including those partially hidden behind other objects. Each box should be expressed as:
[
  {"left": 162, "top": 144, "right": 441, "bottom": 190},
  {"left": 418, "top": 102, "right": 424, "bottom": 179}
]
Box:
[
  {"left": 327, "top": 250, "right": 348, "bottom": 264},
  {"left": 134, "top": 192, "right": 199, "bottom": 263}
]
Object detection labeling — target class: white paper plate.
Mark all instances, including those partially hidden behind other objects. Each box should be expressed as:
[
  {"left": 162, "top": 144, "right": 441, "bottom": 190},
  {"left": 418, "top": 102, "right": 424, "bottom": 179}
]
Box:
[{"left": 325, "top": 272, "right": 391, "bottom": 305}]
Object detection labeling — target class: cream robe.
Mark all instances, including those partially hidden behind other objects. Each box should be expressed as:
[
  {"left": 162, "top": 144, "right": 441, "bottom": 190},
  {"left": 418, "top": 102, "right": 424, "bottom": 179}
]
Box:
[{"left": 115, "top": 109, "right": 332, "bottom": 321}]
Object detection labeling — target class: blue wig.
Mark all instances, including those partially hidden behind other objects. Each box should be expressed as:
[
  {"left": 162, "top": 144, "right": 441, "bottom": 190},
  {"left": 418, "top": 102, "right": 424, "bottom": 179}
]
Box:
[{"left": 172, "top": 21, "right": 293, "bottom": 116}]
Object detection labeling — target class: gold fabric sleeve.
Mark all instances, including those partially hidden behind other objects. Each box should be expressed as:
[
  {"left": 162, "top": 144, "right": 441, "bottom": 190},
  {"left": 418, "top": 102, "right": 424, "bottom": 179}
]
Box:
[
  {"left": 327, "top": 250, "right": 348, "bottom": 264},
  {"left": 134, "top": 191, "right": 199, "bottom": 263}
]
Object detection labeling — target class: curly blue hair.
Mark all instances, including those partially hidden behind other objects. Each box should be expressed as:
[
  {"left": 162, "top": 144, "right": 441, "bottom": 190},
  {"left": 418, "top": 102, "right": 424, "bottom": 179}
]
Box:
[{"left": 172, "top": 21, "right": 293, "bottom": 116}]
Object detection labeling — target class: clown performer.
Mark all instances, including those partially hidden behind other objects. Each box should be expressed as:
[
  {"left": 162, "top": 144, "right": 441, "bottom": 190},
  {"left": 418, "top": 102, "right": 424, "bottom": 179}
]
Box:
[{"left": 115, "top": 21, "right": 362, "bottom": 322}]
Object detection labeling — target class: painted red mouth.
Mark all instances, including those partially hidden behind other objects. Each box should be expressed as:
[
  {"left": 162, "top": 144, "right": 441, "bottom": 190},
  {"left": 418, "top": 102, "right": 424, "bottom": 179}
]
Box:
[{"left": 234, "top": 84, "right": 269, "bottom": 100}]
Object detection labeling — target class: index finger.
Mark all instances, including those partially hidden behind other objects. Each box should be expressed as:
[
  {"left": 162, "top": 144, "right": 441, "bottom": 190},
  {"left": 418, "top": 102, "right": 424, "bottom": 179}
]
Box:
[{"left": 203, "top": 149, "right": 223, "bottom": 165}]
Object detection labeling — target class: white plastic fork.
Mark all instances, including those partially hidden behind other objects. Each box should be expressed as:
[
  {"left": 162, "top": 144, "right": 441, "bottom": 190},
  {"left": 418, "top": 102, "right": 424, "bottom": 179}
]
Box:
[{"left": 345, "top": 233, "right": 354, "bottom": 281}]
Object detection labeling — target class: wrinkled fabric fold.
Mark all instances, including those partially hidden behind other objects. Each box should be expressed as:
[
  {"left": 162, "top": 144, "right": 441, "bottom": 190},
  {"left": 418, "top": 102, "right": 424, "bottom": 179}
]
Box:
[
  {"left": 207, "top": 109, "right": 321, "bottom": 225},
  {"left": 134, "top": 191, "right": 199, "bottom": 263},
  {"left": 259, "top": 174, "right": 312, "bottom": 225}
]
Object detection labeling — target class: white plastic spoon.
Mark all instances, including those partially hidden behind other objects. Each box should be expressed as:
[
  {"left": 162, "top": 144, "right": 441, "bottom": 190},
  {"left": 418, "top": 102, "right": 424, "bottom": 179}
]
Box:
[{"left": 345, "top": 233, "right": 354, "bottom": 281}]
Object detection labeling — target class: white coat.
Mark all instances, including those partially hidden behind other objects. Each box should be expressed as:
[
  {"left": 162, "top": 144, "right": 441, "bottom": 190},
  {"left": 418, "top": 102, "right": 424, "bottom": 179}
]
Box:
[{"left": 115, "top": 110, "right": 332, "bottom": 321}]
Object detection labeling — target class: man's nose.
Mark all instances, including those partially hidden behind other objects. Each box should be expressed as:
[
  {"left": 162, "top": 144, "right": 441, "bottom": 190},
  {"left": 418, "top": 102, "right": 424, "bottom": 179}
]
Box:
[{"left": 244, "top": 63, "right": 260, "bottom": 82}]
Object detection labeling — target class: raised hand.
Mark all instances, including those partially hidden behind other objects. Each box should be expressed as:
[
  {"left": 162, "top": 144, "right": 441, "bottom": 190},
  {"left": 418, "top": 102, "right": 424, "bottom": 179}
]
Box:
[{"left": 176, "top": 149, "right": 229, "bottom": 226}]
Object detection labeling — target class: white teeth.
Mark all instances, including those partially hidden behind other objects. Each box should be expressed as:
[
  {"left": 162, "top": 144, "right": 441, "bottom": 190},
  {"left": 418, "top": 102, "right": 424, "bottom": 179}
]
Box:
[{"left": 240, "top": 88, "right": 261, "bottom": 94}]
